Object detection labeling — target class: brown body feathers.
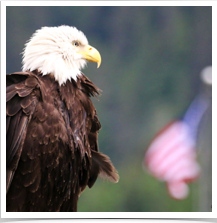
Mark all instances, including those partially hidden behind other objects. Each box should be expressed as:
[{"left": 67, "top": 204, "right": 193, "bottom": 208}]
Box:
[{"left": 6, "top": 70, "right": 119, "bottom": 212}]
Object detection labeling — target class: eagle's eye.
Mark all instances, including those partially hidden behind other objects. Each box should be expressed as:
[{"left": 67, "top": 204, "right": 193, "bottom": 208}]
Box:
[{"left": 72, "top": 41, "right": 80, "bottom": 47}]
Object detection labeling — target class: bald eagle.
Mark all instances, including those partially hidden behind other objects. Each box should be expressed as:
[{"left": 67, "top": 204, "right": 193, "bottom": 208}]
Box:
[{"left": 6, "top": 25, "right": 119, "bottom": 212}]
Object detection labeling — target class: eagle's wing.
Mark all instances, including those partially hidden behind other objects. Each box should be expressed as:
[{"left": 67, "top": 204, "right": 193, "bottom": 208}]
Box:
[{"left": 6, "top": 72, "right": 38, "bottom": 193}]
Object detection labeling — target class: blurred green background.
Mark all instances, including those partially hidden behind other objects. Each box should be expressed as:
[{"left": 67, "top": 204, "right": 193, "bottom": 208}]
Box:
[{"left": 6, "top": 6, "right": 212, "bottom": 212}]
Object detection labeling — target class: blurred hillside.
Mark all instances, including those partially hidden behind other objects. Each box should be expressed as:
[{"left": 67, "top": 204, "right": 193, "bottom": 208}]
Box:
[{"left": 6, "top": 6, "right": 212, "bottom": 212}]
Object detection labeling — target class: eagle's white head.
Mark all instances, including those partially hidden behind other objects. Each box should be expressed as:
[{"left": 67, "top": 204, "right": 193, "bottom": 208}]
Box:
[{"left": 22, "top": 25, "right": 101, "bottom": 85}]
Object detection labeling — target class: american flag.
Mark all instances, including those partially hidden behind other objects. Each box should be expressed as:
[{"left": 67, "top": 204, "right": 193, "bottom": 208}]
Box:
[{"left": 144, "top": 96, "right": 210, "bottom": 199}]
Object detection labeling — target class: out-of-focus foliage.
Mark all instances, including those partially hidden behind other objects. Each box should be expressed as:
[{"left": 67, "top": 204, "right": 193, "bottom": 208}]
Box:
[{"left": 6, "top": 6, "right": 211, "bottom": 212}]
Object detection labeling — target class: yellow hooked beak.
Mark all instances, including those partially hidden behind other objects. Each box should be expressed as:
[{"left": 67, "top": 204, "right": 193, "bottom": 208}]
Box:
[{"left": 77, "top": 45, "right": 101, "bottom": 68}]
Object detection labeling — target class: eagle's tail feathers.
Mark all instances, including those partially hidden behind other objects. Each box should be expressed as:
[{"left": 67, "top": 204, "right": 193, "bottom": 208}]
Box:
[
  {"left": 91, "top": 150, "right": 119, "bottom": 183},
  {"left": 88, "top": 150, "right": 119, "bottom": 188}
]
